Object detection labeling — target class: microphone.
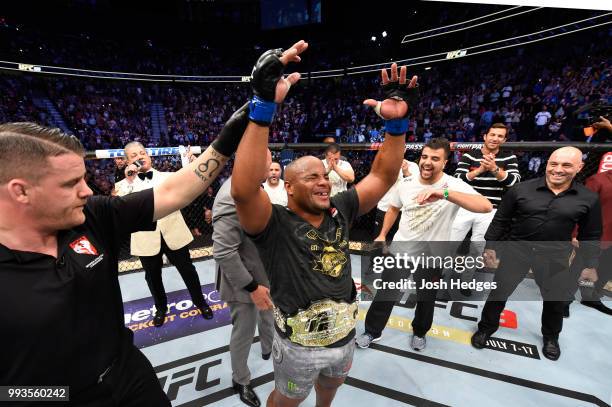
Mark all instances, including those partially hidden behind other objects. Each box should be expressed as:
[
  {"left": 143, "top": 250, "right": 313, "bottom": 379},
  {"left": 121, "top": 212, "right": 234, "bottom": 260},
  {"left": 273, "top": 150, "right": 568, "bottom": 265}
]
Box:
[{"left": 127, "top": 160, "right": 144, "bottom": 177}]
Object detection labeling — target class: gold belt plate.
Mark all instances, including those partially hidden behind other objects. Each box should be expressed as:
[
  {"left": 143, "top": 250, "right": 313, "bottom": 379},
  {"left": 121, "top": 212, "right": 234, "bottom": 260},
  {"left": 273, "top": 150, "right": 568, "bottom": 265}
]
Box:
[{"left": 275, "top": 300, "right": 358, "bottom": 347}]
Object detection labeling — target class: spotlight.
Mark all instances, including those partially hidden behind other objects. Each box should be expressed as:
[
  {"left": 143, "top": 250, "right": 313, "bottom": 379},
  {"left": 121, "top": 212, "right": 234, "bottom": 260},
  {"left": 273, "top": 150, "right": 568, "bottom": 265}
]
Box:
[
  {"left": 371, "top": 36, "right": 377, "bottom": 42},
  {"left": 424, "top": 67, "right": 432, "bottom": 70},
  {"left": 382, "top": 31, "right": 387, "bottom": 38}
]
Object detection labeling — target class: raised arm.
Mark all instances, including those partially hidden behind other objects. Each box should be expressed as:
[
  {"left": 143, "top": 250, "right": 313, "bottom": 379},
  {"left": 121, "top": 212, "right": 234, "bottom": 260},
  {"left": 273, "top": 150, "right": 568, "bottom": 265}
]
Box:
[
  {"left": 355, "top": 63, "right": 419, "bottom": 216},
  {"left": 152, "top": 102, "right": 250, "bottom": 221},
  {"left": 232, "top": 123, "right": 273, "bottom": 234},
  {"left": 231, "top": 41, "right": 308, "bottom": 235}
]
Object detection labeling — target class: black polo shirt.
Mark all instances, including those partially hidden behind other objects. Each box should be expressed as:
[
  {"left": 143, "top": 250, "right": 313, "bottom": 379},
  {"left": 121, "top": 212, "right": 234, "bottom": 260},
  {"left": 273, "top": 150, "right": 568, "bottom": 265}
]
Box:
[
  {"left": 485, "top": 177, "right": 602, "bottom": 267},
  {"left": 0, "top": 189, "right": 155, "bottom": 395}
]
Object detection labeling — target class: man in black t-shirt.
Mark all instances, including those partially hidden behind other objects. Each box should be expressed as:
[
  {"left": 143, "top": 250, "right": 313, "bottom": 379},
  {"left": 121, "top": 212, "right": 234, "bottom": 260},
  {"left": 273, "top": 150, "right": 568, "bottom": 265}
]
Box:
[
  {"left": 231, "top": 42, "right": 419, "bottom": 407},
  {"left": 0, "top": 93, "right": 249, "bottom": 405},
  {"left": 113, "top": 156, "right": 127, "bottom": 183}
]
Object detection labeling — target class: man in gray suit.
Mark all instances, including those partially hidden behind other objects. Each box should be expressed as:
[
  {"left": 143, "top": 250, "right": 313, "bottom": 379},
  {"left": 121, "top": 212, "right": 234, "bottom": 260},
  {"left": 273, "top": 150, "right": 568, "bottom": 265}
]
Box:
[{"left": 213, "top": 150, "right": 275, "bottom": 407}]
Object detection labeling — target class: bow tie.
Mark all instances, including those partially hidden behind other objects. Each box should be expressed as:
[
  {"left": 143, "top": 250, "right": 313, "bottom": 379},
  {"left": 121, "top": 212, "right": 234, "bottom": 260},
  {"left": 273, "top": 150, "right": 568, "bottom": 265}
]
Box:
[{"left": 138, "top": 171, "right": 153, "bottom": 181}]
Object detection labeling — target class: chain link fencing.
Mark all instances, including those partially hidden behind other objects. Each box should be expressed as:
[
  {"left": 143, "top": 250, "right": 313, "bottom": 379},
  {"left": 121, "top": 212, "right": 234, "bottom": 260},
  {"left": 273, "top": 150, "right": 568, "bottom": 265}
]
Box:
[{"left": 84, "top": 142, "right": 610, "bottom": 275}]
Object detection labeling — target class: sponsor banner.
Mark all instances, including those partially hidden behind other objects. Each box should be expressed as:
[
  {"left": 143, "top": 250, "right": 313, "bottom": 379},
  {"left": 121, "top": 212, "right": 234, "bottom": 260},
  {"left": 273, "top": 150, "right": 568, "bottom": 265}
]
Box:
[
  {"left": 18, "top": 63, "right": 42, "bottom": 72},
  {"left": 95, "top": 146, "right": 202, "bottom": 159},
  {"left": 370, "top": 143, "right": 485, "bottom": 152},
  {"left": 450, "top": 142, "right": 484, "bottom": 150},
  {"left": 124, "top": 283, "right": 231, "bottom": 348},
  {"left": 446, "top": 49, "right": 468, "bottom": 60}
]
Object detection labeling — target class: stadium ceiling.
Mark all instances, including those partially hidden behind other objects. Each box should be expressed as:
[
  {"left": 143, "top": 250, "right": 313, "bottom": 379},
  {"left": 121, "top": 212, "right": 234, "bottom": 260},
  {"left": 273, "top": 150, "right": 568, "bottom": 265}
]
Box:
[{"left": 1, "top": 11, "right": 609, "bottom": 82}]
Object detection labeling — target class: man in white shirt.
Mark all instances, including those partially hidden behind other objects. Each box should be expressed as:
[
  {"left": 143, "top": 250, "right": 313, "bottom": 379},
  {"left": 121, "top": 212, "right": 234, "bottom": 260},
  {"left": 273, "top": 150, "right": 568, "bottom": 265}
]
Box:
[
  {"left": 321, "top": 143, "right": 355, "bottom": 197},
  {"left": 535, "top": 106, "right": 552, "bottom": 140},
  {"left": 356, "top": 138, "right": 492, "bottom": 351},
  {"left": 262, "top": 161, "right": 288, "bottom": 206},
  {"left": 502, "top": 85, "right": 512, "bottom": 100},
  {"left": 115, "top": 142, "right": 213, "bottom": 327},
  {"left": 374, "top": 159, "right": 419, "bottom": 241}
]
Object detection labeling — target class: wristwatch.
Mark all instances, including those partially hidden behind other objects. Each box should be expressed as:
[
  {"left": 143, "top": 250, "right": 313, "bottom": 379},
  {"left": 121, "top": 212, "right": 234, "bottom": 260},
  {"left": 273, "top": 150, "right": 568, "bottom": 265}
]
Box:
[{"left": 492, "top": 166, "right": 500, "bottom": 175}]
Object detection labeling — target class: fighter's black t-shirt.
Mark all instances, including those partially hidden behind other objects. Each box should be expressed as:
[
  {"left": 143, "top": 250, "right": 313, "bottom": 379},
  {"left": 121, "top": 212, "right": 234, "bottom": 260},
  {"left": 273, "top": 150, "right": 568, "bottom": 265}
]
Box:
[
  {"left": 251, "top": 188, "right": 359, "bottom": 346},
  {"left": 0, "top": 189, "right": 155, "bottom": 400}
]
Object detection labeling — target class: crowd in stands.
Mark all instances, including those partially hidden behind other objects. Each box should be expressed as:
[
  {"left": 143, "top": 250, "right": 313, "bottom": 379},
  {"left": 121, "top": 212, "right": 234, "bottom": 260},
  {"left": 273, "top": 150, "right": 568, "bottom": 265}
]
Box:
[
  {"left": 0, "top": 26, "right": 610, "bottom": 198},
  {"left": 1, "top": 23, "right": 258, "bottom": 76},
  {"left": 49, "top": 80, "right": 154, "bottom": 150},
  {"left": 161, "top": 85, "right": 249, "bottom": 147},
  {"left": 2, "top": 6, "right": 482, "bottom": 77},
  {"left": 0, "top": 77, "right": 53, "bottom": 126}
]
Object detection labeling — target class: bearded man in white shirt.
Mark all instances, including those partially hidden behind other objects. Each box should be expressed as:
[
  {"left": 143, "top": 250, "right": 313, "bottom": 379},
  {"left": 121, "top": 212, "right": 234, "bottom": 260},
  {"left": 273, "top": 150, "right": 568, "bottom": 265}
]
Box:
[
  {"left": 321, "top": 143, "right": 355, "bottom": 197},
  {"left": 262, "top": 161, "right": 288, "bottom": 206}
]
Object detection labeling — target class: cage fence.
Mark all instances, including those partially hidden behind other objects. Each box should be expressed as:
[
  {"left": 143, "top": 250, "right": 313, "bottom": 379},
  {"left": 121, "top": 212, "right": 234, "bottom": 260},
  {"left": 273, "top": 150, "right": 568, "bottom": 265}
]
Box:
[{"left": 84, "top": 142, "right": 610, "bottom": 274}]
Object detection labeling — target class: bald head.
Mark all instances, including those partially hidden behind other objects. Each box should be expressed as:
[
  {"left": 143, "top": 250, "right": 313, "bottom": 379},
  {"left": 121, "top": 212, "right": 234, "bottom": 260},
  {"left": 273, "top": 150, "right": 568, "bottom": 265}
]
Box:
[
  {"left": 549, "top": 146, "right": 583, "bottom": 164},
  {"left": 284, "top": 155, "right": 331, "bottom": 214},
  {"left": 546, "top": 146, "right": 583, "bottom": 190},
  {"left": 285, "top": 156, "right": 324, "bottom": 183}
]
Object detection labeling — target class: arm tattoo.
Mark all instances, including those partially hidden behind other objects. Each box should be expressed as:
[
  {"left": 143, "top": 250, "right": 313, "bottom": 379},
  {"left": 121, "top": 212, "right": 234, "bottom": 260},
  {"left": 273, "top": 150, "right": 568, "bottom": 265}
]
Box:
[
  {"left": 194, "top": 158, "right": 221, "bottom": 183},
  {"left": 193, "top": 146, "right": 226, "bottom": 183}
]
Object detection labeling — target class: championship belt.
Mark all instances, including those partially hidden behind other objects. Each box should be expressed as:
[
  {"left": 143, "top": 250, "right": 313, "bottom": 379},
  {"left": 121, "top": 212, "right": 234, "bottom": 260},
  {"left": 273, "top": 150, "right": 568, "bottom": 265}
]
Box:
[{"left": 274, "top": 300, "right": 358, "bottom": 347}]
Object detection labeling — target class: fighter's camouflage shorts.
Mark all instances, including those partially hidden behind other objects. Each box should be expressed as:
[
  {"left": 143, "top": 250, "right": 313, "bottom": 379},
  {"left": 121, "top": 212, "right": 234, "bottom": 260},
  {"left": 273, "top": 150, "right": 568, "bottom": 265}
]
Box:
[{"left": 271, "top": 330, "right": 354, "bottom": 399}]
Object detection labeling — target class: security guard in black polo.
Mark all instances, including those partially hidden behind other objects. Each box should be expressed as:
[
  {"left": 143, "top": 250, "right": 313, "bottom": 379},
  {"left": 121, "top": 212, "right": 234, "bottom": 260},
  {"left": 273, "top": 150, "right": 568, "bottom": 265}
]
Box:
[{"left": 0, "top": 118, "right": 244, "bottom": 404}]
